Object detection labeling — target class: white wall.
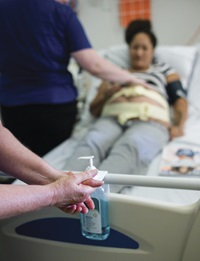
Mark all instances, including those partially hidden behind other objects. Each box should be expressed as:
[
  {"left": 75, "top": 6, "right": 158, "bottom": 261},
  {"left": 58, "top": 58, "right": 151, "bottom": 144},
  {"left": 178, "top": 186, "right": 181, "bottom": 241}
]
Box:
[{"left": 78, "top": 0, "right": 200, "bottom": 50}]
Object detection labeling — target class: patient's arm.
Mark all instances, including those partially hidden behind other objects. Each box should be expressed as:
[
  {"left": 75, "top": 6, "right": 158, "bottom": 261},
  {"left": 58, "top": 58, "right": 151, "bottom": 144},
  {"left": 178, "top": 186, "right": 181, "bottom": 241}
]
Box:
[
  {"left": 90, "top": 82, "right": 121, "bottom": 117},
  {"left": 170, "top": 98, "right": 188, "bottom": 139},
  {"left": 166, "top": 73, "right": 188, "bottom": 139}
]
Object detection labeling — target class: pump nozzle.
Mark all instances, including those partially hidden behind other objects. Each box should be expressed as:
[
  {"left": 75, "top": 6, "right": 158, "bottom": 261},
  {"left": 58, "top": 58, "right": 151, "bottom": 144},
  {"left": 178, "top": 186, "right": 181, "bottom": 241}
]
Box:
[
  {"left": 78, "top": 156, "right": 95, "bottom": 170},
  {"left": 78, "top": 156, "right": 107, "bottom": 181}
]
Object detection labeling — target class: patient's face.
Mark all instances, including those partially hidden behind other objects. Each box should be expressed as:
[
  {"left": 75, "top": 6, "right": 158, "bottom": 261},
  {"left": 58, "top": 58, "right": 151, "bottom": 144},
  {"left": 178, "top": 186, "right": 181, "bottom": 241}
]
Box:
[{"left": 129, "top": 32, "right": 154, "bottom": 71}]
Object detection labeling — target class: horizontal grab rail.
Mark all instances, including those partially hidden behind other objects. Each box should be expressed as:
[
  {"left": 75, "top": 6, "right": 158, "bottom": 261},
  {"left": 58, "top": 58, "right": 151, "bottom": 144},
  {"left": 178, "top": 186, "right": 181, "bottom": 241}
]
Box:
[{"left": 104, "top": 174, "right": 200, "bottom": 191}]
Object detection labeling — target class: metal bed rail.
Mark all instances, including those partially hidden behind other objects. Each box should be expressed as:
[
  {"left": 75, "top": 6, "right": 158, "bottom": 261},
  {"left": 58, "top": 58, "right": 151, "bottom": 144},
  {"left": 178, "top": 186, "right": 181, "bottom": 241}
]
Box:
[{"left": 105, "top": 174, "right": 200, "bottom": 190}]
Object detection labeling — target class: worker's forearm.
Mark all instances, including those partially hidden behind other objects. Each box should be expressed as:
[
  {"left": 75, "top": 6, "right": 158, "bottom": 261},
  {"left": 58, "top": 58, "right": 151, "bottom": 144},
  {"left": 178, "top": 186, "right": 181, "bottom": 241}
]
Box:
[
  {"left": 0, "top": 124, "right": 61, "bottom": 185},
  {"left": 0, "top": 184, "right": 54, "bottom": 219},
  {"left": 72, "top": 49, "right": 144, "bottom": 85}
]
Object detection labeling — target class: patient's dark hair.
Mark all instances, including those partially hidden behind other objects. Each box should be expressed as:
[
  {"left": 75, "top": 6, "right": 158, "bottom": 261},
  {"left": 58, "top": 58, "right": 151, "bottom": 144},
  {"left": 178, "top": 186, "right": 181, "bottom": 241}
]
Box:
[{"left": 125, "top": 19, "right": 157, "bottom": 48}]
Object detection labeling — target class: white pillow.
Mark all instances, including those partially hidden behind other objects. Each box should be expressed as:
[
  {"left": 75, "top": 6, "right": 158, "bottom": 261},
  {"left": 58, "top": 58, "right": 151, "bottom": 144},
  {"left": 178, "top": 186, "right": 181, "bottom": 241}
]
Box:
[
  {"left": 155, "top": 46, "right": 197, "bottom": 89},
  {"left": 104, "top": 44, "right": 130, "bottom": 69}
]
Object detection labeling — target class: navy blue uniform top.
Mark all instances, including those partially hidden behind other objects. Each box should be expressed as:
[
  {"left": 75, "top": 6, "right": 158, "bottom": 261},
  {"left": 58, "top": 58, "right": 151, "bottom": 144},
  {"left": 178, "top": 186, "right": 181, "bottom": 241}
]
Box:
[{"left": 0, "top": 0, "right": 92, "bottom": 106}]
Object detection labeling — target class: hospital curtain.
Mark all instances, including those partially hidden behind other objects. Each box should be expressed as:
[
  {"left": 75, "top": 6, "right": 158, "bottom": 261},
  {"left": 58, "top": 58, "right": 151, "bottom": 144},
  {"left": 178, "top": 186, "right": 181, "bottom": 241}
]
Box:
[{"left": 119, "top": 0, "right": 151, "bottom": 28}]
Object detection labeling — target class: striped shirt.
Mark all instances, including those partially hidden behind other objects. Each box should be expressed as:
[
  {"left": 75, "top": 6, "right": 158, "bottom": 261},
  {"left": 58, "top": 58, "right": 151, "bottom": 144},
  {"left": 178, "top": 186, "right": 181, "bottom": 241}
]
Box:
[{"left": 132, "top": 61, "right": 176, "bottom": 100}]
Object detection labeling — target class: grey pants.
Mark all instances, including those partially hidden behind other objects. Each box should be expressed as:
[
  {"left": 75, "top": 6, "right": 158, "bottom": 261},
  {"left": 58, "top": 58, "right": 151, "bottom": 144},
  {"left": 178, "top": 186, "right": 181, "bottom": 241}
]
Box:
[{"left": 64, "top": 117, "right": 169, "bottom": 191}]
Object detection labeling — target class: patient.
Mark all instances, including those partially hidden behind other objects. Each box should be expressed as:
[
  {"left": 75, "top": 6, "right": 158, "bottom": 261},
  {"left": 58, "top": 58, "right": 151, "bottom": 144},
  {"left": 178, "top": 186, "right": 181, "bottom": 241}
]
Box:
[{"left": 64, "top": 20, "right": 188, "bottom": 192}]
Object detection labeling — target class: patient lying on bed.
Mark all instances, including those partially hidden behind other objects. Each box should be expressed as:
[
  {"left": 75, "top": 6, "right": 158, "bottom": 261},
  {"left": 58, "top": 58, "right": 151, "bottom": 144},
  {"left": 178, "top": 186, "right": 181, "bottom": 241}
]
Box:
[{"left": 64, "top": 20, "right": 188, "bottom": 192}]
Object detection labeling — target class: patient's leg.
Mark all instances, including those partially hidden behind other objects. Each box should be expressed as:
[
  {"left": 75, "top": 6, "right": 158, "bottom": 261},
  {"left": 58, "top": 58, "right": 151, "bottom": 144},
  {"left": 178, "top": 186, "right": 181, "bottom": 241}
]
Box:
[
  {"left": 99, "top": 121, "right": 169, "bottom": 192},
  {"left": 64, "top": 117, "right": 123, "bottom": 171}
]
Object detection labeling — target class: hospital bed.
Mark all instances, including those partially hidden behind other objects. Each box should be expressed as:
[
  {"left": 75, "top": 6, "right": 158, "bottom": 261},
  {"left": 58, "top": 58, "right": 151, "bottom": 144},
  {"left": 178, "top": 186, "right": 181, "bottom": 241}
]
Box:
[
  {"left": 0, "top": 44, "right": 200, "bottom": 260},
  {"left": 43, "top": 42, "right": 200, "bottom": 180},
  {"left": 44, "top": 42, "right": 200, "bottom": 203}
]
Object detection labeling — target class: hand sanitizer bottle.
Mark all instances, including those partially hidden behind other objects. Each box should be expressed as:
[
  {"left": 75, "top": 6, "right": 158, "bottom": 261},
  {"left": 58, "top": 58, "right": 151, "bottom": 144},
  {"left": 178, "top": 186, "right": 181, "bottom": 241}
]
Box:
[{"left": 79, "top": 156, "right": 110, "bottom": 240}]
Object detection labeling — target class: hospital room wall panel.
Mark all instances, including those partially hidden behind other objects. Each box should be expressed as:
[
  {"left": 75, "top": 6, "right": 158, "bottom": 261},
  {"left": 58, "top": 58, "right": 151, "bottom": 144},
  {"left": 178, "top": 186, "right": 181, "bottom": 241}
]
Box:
[{"left": 78, "top": 0, "right": 200, "bottom": 49}]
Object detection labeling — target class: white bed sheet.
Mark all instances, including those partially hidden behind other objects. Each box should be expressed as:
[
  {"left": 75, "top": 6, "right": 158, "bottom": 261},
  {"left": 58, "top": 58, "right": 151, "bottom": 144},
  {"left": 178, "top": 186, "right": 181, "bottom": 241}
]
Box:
[{"left": 44, "top": 44, "right": 200, "bottom": 206}]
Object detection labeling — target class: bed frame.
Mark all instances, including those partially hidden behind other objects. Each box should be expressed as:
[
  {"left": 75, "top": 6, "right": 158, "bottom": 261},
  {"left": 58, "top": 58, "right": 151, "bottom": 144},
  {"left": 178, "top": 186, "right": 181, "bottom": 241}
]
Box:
[{"left": 0, "top": 175, "right": 200, "bottom": 261}]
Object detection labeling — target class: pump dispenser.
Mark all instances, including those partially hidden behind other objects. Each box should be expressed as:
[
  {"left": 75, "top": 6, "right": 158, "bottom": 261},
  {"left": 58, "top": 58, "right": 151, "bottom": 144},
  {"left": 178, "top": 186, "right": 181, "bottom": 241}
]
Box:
[
  {"left": 79, "top": 156, "right": 110, "bottom": 240},
  {"left": 78, "top": 156, "right": 96, "bottom": 170}
]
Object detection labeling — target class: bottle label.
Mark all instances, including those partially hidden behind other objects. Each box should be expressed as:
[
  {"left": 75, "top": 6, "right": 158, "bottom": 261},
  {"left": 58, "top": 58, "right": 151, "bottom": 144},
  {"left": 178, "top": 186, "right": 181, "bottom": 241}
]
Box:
[{"left": 82, "top": 198, "right": 102, "bottom": 234}]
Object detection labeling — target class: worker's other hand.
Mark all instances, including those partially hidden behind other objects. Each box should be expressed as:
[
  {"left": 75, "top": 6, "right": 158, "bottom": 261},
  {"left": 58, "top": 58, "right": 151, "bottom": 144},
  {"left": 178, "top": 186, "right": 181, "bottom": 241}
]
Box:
[{"left": 49, "top": 169, "right": 103, "bottom": 213}]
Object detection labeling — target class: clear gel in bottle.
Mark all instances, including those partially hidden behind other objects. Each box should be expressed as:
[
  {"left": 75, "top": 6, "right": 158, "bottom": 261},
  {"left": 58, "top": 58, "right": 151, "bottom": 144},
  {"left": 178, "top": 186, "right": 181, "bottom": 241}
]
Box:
[{"left": 79, "top": 156, "right": 110, "bottom": 240}]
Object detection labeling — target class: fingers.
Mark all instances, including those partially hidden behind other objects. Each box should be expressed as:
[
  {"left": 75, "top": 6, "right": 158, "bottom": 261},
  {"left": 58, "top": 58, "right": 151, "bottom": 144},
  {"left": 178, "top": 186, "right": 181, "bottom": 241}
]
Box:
[
  {"left": 106, "top": 86, "right": 121, "bottom": 97},
  {"left": 82, "top": 178, "right": 104, "bottom": 187},
  {"left": 51, "top": 169, "right": 101, "bottom": 209},
  {"left": 59, "top": 205, "right": 77, "bottom": 214},
  {"left": 130, "top": 77, "right": 150, "bottom": 88},
  {"left": 60, "top": 204, "right": 83, "bottom": 214},
  {"left": 66, "top": 169, "right": 98, "bottom": 184},
  {"left": 59, "top": 200, "right": 93, "bottom": 214},
  {"left": 169, "top": 126, "right": 184, "bottom": 140},
  {"left": 84, "top": 197, "right": 95, "bottom": 210}
]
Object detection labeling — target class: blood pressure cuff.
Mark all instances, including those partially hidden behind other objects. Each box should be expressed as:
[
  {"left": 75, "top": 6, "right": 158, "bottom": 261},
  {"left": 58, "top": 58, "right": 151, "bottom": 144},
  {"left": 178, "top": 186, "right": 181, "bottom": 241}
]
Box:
[{"left": 166, "top": 80, "right": 187, "bottom": 105}]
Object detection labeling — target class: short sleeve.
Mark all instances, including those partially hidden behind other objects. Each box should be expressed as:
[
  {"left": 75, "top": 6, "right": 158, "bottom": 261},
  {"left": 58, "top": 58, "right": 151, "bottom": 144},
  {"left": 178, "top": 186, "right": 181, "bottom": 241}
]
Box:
[
  {"left": 62, "top": 7, "right": 92, "bottom": 52},
  {"left": 153, "top": 60, "right": 177, "bottom": 78}
]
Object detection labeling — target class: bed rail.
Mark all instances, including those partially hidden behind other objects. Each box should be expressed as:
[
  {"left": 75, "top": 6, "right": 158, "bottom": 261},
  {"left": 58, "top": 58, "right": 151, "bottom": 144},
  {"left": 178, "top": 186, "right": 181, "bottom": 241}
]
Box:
[{"left": 105, "top": 174, "right": 200, "bottom": 190}]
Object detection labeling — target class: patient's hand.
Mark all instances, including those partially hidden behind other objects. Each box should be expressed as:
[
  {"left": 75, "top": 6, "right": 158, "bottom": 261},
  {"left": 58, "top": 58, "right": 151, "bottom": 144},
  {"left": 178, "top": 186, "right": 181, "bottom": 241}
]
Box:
[
  {"left": 104, "top": 84, "right": 121, "bottom": 99},
  {"left": 169, "top": 126, "right": 184, "bottom": 140}
]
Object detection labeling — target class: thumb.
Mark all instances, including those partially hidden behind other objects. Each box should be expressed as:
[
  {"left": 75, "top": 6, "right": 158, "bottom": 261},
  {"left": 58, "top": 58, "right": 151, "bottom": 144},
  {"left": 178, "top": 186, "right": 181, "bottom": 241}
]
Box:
[
  {"left": 82, "top": 179, "right": 104, "bottom": 187},
  {"left": 76, "top": 169, "right": 98, "bottom": 183}
]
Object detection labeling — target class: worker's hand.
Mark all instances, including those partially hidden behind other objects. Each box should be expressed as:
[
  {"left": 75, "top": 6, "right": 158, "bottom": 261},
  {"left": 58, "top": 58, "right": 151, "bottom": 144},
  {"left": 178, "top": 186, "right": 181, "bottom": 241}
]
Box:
[
  {"left": 49, "top": 169, "right": 103, "bottom": 213},
  {"left": 130, "top": 78, "right": 145, "bottom": 85},
  {"left": 59, "top": 197, "right": 95, "bottom": 214},
  {"left": 128, "top": 76, "right": 151, "bottom": 89}
]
